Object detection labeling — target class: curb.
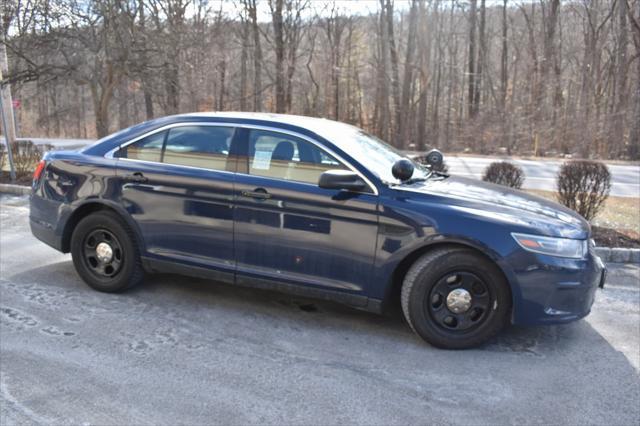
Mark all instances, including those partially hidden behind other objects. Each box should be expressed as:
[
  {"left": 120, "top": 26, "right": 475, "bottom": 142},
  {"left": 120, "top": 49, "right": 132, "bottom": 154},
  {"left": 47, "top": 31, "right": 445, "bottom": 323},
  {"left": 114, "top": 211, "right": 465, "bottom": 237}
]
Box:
[
  {"left": 0, "top": 183, "right": 31, "bottom": 196},
  {"left": 0, "top": 183, "right": 638, "bottom": 264},
  {"left": 594, "top": 247, "right": 640, "bottom": 264}
]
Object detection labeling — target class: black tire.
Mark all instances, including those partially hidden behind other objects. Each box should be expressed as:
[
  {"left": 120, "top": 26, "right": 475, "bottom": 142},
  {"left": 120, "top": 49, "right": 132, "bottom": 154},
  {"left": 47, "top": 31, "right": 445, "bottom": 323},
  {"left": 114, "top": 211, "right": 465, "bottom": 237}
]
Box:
[
  {"left": 70, "top": 211, "right": 144, "bottom": 292},
  {"left": 401, "top": 247, "right": 511, "bottom": 349}
]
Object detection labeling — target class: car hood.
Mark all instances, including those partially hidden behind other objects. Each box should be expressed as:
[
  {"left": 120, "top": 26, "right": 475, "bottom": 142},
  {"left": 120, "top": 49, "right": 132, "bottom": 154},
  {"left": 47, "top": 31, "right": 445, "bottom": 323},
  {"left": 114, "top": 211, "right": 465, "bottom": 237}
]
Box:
[{"left": 396, "top": 175, "right": 590, "bottom": 239}]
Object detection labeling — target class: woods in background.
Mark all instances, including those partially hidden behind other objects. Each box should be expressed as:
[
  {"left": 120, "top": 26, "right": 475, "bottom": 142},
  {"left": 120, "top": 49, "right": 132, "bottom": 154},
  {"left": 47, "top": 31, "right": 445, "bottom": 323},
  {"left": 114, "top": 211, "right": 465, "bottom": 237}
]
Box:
[{"left": 2, "top": 0, "right": 639, "bottom": 159}]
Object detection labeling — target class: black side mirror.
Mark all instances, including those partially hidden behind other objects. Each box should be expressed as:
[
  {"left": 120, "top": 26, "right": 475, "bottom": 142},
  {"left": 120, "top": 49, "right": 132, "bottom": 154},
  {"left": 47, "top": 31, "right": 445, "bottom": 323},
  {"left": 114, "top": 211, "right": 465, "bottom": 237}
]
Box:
[{"left": 319, "top": 170, "right": 366, "bottom": 191}]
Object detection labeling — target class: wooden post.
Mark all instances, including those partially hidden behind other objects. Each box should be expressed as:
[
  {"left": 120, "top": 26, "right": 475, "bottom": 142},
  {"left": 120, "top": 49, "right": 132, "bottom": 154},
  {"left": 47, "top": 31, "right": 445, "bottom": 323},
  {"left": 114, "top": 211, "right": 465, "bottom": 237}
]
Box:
[{"left": 0, "top": 41, "right": 17, "bottom": 181}]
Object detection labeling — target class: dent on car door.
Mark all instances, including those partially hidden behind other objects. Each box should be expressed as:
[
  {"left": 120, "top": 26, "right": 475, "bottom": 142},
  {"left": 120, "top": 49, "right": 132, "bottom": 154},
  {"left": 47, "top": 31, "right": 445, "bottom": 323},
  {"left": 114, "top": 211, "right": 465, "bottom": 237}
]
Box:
[
  {"left": 114, "top": 124, "right": 238, "bottom": 278},
  {"left": 233, "top": 128, "right": 379, "bottom": 297}
]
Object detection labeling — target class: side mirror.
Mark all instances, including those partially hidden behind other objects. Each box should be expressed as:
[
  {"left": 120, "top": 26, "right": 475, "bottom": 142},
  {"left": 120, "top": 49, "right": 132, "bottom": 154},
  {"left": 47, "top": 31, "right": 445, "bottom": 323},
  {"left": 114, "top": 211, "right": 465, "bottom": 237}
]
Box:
[
  {"left": 392, "top": 158, "right": 414, "bottom": 182},
  {"left": 319, "top": 170, "right": 366, "bottom": 191}
]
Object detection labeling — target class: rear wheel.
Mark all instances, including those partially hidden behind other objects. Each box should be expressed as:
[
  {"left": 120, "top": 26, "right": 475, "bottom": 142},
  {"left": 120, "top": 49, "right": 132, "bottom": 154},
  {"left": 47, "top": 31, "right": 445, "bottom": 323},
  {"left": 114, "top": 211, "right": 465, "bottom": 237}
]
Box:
[
  {"left": 401, "top": 247, "right": 511, "bottom": 349},
  {"left": 71, "top": 211, "right": 144, "bottom": 292}
]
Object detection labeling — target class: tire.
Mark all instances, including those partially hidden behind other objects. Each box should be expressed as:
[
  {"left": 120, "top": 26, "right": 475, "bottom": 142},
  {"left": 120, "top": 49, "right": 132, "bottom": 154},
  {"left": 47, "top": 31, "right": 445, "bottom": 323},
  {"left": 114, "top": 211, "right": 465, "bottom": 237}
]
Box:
[
  {"left": 70, "top": 211, "right": 144, "bottom": 292},
  {"left": 401, "top": 247, "right": 511, "bottom": 349}
]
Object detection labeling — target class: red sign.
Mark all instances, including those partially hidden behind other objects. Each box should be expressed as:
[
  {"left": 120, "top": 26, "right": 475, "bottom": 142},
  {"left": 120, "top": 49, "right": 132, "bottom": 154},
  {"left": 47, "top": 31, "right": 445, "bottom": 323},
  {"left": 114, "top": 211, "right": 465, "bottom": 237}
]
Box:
[{"left": 12, "top": 99, "right": 20, "bottom": 109}]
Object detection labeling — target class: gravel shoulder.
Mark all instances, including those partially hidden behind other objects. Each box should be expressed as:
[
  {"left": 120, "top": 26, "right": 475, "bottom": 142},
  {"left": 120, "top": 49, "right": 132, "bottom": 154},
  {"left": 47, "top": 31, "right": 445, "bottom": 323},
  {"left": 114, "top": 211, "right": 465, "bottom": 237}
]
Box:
[{"left": 1, "top": 195, "right": 639, "bottom": 425}]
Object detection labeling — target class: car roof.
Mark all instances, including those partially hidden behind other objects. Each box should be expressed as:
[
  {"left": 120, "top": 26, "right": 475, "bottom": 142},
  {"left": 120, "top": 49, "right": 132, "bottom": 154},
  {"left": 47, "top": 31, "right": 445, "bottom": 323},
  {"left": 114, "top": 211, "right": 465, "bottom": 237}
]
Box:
[
  {"left": 180, "top": 112, "right": 354, "bottom": 134},
  {"left": 82, "top": 112, "right": 358, "bottom": 156}
]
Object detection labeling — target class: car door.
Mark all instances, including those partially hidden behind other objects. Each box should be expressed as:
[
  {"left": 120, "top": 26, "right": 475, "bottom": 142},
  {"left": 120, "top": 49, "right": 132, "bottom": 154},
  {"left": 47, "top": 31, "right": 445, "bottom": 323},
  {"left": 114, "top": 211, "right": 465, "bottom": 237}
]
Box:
[
  {"left": 114, "top": 123, "right": 239, "bottom": 282},
  {"left": 233, "top": 127, "right": 379, "bottom": 299}
]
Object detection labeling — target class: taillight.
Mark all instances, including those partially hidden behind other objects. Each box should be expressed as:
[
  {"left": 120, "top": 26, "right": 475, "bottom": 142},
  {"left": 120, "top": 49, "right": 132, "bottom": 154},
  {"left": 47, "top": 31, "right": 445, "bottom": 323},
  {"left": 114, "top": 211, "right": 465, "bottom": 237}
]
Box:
[{"left": 33, "top": 160, "right": 46, "bottom": 181}]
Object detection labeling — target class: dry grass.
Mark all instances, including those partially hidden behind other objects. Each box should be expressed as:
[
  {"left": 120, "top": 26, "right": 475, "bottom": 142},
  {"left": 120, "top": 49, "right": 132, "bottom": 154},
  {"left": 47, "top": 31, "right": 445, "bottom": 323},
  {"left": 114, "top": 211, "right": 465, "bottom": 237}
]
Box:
[{"left": 526, "top": 189, "right": 640, "bottom": 238}]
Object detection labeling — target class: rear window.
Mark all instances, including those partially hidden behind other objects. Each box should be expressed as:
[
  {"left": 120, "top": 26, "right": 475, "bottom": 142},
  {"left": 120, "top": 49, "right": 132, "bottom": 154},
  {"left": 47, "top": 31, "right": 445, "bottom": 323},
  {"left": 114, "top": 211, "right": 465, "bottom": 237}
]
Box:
[
  {"left": 115, "top": 126, "right": 235, "bottom": 172},
  {"left": 116, "top": 131, "right": 165, "bottom": 162}
]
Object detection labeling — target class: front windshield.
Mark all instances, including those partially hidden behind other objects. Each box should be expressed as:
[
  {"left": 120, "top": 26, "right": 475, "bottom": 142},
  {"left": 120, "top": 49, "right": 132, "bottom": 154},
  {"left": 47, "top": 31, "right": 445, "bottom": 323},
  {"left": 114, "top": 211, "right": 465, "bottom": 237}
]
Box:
[{"left": 324, "top": 125, "right": 429, "bottom": 184}]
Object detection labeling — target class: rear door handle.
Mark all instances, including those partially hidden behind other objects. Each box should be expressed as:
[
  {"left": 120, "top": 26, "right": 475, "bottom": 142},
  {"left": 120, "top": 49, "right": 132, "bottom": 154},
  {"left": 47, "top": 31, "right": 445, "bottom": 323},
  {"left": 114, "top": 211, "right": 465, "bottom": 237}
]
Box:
[
  {"left": 241, "top": 189, "right": 271, "bottom": 200},
  {"left": 123, "top": 172, "right": 148, "bottom": 183}
]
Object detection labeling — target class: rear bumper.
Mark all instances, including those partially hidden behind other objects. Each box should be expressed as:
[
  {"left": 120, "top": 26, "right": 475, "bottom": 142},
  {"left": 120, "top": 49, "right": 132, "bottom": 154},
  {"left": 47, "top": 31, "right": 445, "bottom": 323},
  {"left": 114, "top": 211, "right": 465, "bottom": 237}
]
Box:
[
  {"left": 30, "top": 187, "right": 65, "bottom": 252},
  {"left": 30, "top": 217, "right": 64, "bottom": 252},
  {"left": 510, "top": 249, "right": 605, "bottom": 326}
]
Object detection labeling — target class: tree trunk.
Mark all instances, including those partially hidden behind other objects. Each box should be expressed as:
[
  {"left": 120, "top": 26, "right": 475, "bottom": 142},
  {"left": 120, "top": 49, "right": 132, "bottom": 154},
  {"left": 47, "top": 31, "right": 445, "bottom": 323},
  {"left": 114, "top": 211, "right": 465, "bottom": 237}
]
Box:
[
  {"left": 610, "top": 0, "right": 629, "bottom": 157},
  {"left": 416, "top": 0, "right": 431, "bottom": 150},
  {"left": 271, "top": 0, "right": 286, "bottom": 113},
  {"left": 627, "top": 0, "right": 640, "bottom": 160},
  {"left": 536, "top": 0, "right": 560, "bottom": 155},
  {"left": 376, "top": 0, "right": 390, "bottom": 140},
  {"left": 500, "top": 0, "right": 508, "bottom": 148},
  {"left": 385, "top": 0, "right": 402, "bottom": 146},
  {"left": 629, "top": 57, "right": 640, "bottom": 159},
  {"left": 164, "top": 62, "right": 179, "bottom": 114},
  {"left": 248, "top": 0, "right": 262, "bottom": 112},
  {"left": 240, "top": 15, "right": 249, "bottom": 111},
  {"left": 217, "top": 60, "right": 226, "bottom": 110},
  {"left": 473, "top": 0, "right": 485, "bottom": 117},
  {"left": 138, "top": 0, "right": 153, "bottom": 120},
  {"left": 89, "top": 61, "right": 118, "bottom": 138},
  {"left": 399, "top": 0, "right": 418, "bottom": 149},
  {"left": 117, "top": 80, "right": 130, "bottom": 130},
  {"left": 467, "top": 0, "right": 478, "bottom": 119}
]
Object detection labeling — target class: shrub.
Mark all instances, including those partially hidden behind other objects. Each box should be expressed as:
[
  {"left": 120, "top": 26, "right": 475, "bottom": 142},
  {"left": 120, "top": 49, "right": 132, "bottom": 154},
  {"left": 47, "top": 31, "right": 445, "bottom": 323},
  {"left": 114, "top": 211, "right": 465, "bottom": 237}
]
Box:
[
  {"left": 10, "top": 140, "right": 42, "bottom": 177},
  {"left": 482, "top": 161, "right": 525, "bottom": 189},
  {"left": 557, "top": 160, "right": 611, "bottom": 221}
]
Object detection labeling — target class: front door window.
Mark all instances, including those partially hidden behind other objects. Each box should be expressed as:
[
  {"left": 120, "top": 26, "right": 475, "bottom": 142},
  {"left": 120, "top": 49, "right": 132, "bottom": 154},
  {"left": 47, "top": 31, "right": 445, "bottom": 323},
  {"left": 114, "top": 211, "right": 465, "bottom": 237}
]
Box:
[{"left": 247, "top": 130, "right": 348, "bottom": 184}]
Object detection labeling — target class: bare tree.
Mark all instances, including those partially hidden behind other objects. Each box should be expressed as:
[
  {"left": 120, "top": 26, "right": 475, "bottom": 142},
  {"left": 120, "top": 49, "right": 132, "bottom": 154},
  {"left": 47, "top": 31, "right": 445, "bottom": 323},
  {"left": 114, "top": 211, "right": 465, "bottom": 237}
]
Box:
[
  {"left": 399, "top": 0, "right": 419, "bottom": 148},
  {"left": 628, "top": 0, "right": 640, "bottom": 159},
  {"left": 243, "top": 0, "right": 262, "bottom": 111},
  {"left": 3, "top": 0, "right": 637, "bottom": 161},
  {"left": 385, "top": 0, "right": 402, "bottom": 145},
  {"left": 467, "top": 0, "right": 478, "bottom": 119},
  {"left": 324, "top": 4, "right": 348, "bottom": 120}
]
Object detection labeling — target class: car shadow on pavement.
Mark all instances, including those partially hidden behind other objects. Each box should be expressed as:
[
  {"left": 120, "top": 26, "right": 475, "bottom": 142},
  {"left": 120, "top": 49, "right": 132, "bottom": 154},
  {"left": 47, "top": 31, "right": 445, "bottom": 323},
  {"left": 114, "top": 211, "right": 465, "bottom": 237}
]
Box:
[{"left": 3, "top": 259, "right": 631, "bottom": 355}]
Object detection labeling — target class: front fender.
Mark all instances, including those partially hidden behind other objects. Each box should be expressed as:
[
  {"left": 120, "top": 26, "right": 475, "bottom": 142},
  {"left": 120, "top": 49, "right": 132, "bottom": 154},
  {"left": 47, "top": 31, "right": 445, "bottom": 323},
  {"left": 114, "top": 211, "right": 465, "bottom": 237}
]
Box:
[{"left": 371, "top": 191, "right": 524, "bottom": 317}]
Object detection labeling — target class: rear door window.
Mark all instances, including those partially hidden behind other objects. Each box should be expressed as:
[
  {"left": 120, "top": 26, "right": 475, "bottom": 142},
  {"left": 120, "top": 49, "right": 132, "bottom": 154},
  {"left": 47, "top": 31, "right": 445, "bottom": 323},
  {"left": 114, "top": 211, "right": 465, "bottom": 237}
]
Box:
[
  {"left": 116, "top": 125, "right": 235, "bottom": 172},
  {"left": 162, "top": 126, "right": 234, "bottom": 171}
]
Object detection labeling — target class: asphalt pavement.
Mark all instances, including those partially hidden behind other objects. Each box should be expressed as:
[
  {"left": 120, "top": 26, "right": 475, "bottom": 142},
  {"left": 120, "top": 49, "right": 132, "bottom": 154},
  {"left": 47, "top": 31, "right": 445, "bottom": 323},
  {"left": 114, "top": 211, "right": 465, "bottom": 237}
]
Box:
[{"left": 1, "top": 194, "right": 639, "bottom": 425}]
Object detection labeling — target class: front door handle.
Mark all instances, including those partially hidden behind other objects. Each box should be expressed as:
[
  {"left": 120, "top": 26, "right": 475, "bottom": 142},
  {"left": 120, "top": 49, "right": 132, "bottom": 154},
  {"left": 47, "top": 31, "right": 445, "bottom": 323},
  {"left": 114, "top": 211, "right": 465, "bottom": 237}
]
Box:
[
  {"left": 241, "top": 189, "right": 271, "bottom": 200},
  {"left": 123, "top": 172, "right": 148, "bottom": 183}
]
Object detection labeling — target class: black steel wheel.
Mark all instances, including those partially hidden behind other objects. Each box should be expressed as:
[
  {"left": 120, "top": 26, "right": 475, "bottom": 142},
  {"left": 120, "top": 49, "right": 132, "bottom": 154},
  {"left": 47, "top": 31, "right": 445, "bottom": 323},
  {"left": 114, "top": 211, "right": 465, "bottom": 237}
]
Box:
[
  {"left": 401, "top": 247, "right": 511, "bottom": 349},
  {"left": 71, "top": 211, "right": 144, "bottom": 292},
  {"left": 426, "top": 271, "right": 492, "bottom": 332},
  {"left": 82, "top": 229, "right": 124, "bottom": 279}
]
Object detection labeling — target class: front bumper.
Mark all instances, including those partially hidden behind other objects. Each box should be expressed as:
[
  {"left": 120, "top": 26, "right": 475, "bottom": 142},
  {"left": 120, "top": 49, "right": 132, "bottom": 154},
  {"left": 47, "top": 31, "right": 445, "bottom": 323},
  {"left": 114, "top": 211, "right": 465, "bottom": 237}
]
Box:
[{"left": 508, "top": 249, "right": 605, "bottom": 326}]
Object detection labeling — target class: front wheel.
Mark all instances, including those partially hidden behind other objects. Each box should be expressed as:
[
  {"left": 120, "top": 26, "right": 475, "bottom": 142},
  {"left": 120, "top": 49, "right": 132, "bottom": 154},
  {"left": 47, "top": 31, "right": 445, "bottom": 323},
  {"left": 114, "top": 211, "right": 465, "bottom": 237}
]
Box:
[
  {"left": 401, "top": 247, "right": 511, "bottom": 349},
  {"left": 71, "top": 211, "right": 144, "bottom": 292}
]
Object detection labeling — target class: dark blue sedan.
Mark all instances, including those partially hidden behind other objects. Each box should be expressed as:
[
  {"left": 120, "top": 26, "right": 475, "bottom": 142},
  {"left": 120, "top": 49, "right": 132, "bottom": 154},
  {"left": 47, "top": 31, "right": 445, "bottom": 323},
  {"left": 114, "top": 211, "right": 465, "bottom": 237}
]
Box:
[{"left": 29, "top": 113, "right": 606, "bottom": 348}]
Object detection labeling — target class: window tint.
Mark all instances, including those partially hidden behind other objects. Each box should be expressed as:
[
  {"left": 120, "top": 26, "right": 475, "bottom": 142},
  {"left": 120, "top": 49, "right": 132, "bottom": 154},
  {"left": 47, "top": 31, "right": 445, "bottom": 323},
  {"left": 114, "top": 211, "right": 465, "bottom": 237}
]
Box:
[
  {"left": 248, "top": 130, "right": 348, "bottom": 184},
  {"left": 163, "top": 126, "right": 234, "bottom": 170},
  {"left": 116, "top": 126, "right": 235, "bottom": 171},
  {"left": 117, "top": 131, "right": 165, "bottom": 162}
]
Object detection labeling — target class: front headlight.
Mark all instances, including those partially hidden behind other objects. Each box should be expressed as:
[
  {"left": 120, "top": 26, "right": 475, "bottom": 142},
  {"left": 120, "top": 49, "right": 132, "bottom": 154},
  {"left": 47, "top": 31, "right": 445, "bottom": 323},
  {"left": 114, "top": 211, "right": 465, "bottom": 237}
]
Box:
[{"left": 511, "top": 233, "right": 587, "bottom": 259}]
